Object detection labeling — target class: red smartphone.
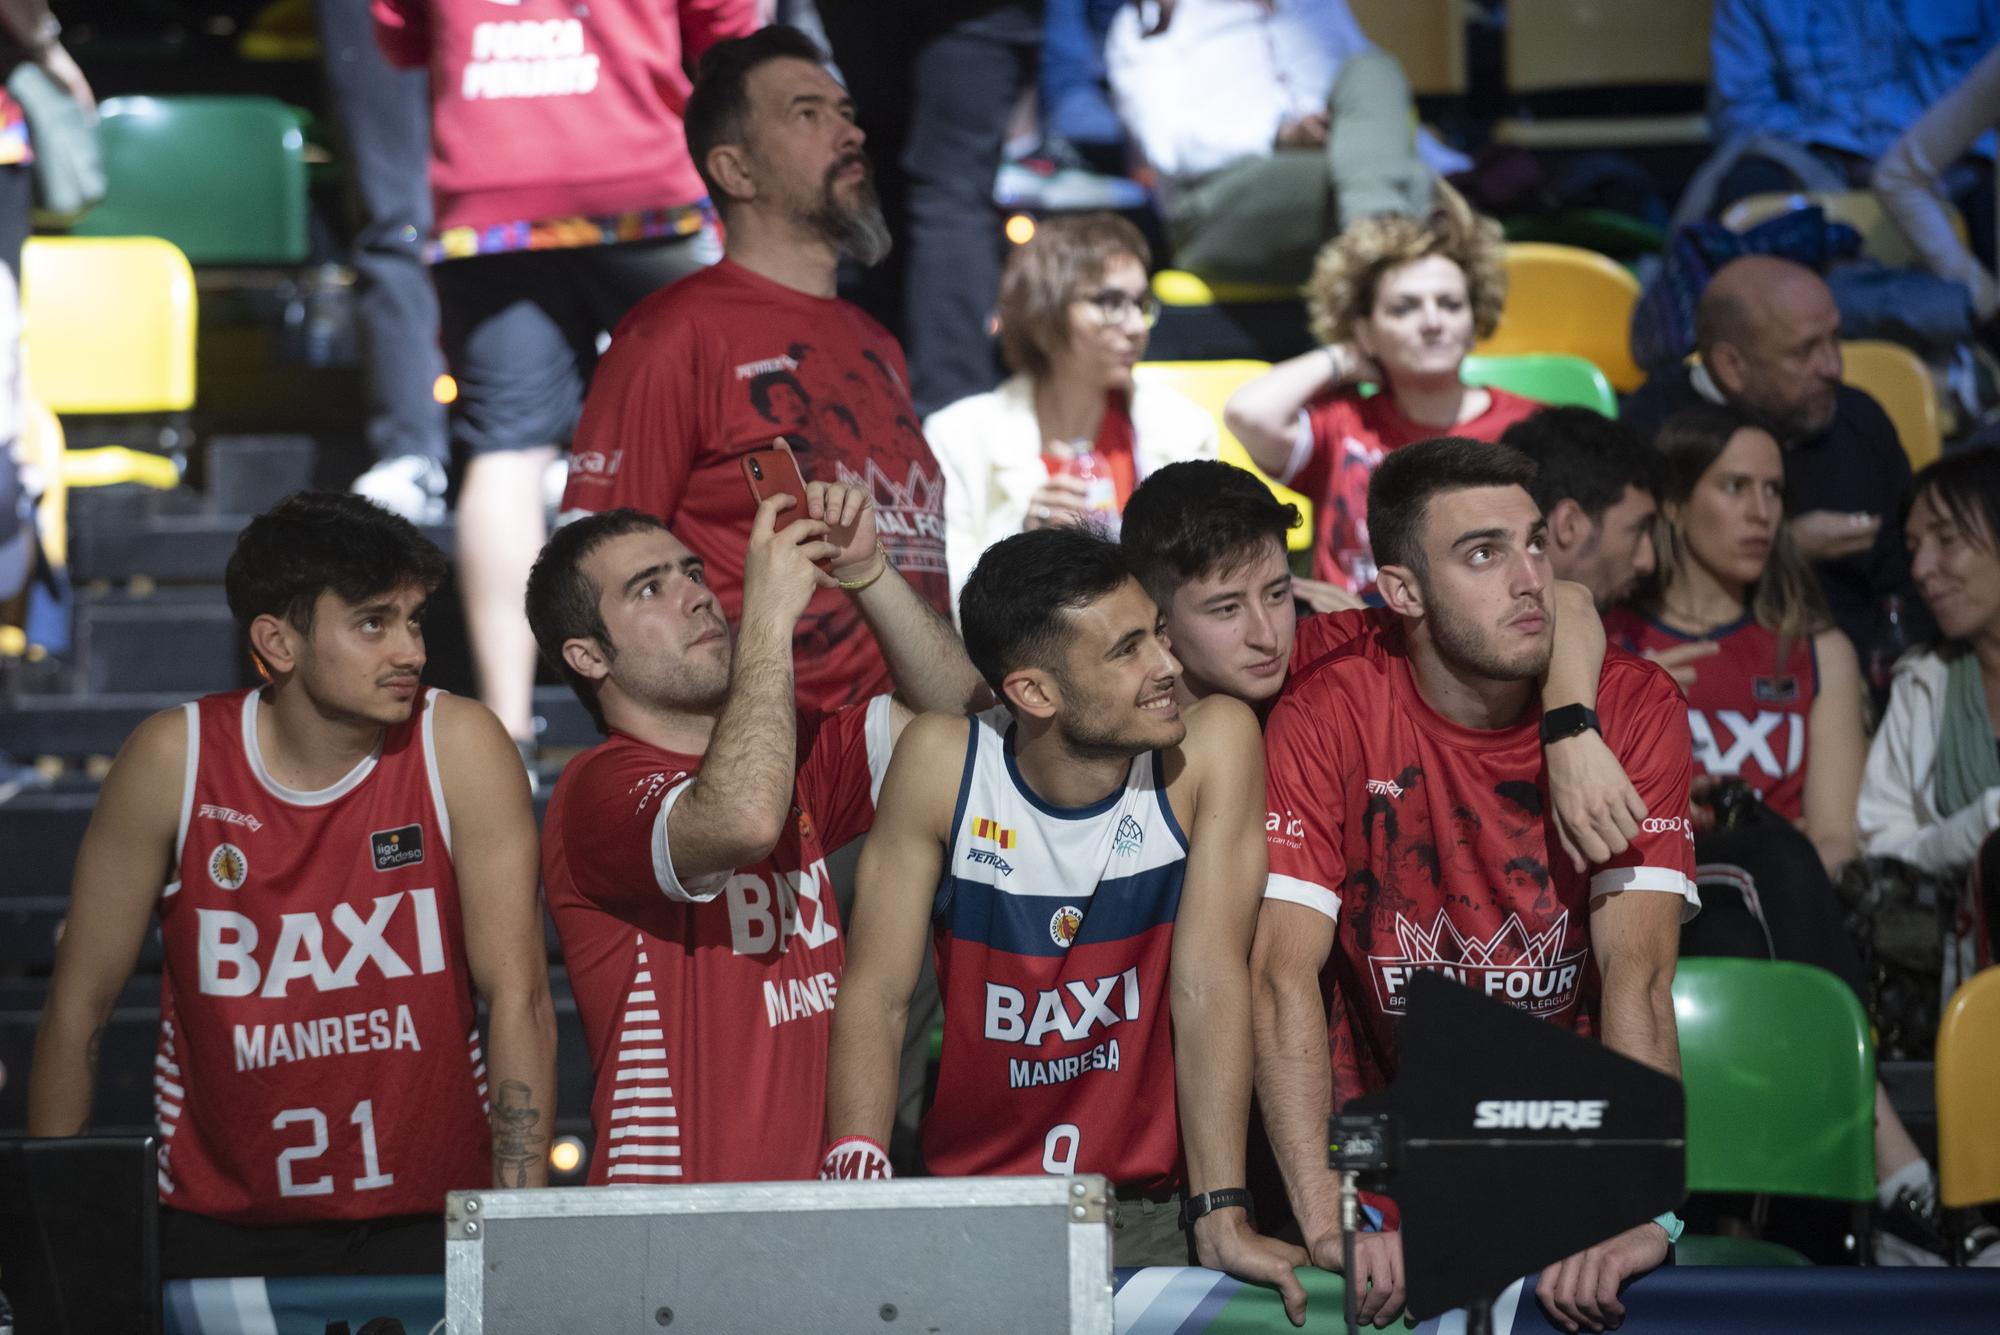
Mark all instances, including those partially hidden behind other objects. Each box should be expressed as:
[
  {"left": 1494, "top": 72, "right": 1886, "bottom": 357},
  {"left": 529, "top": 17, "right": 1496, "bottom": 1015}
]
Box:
[
  {"left": 740, "top": 438, "right": 858, "bottom": 566},
  {"left": 739, "top": 437, "right": 811, "bottom": 527}
]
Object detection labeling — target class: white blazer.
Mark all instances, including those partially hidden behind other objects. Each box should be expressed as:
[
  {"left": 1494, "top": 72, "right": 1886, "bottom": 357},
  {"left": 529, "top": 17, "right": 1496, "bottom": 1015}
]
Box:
[
  {"left": 924, "top": 374, "right": 1219, "bottom": 621},
  {"left": 1856, "top": 648, "right": 2000, "bottom": 875}
]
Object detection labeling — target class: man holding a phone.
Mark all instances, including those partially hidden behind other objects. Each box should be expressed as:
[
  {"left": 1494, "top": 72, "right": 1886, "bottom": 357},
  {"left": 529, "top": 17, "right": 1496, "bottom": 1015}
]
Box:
[{"left": 527, "top": 480, "right": 983, "bottom": 1184}]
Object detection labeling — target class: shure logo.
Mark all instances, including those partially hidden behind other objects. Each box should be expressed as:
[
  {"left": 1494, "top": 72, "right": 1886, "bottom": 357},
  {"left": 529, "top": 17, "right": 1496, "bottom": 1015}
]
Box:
[{"left": 1472, "top": 1098, "right": 1608, "bottom": 1130}]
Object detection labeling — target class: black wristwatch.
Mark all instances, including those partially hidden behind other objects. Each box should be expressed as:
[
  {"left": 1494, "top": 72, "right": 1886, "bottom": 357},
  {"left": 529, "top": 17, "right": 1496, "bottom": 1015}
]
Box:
[
  {"left": 1539, "top": 703, "right": 1601, "bottom": 746},
  {"left": 1181, "top": 1188, "right": 1256, "bottom": 1227}
]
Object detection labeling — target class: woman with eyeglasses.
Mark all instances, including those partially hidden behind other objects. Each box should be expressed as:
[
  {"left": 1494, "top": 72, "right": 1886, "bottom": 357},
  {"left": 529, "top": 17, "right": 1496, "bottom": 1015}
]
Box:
[
  {"left": 925, "top": 212, "right": 1216, "bottom": 617},
  {"left": 1225, "top": 186, "right": 1538, "bottom": 610}
]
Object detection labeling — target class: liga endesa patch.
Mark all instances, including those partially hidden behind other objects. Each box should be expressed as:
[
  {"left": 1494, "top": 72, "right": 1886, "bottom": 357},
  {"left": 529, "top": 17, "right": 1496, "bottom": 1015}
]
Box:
[{"left": 370, "top": 824, "right": 426, "bottom": 872}]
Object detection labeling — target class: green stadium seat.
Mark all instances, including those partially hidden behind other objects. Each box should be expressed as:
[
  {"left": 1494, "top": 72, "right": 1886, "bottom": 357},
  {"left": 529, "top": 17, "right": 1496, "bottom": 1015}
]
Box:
[
  {"left": 1461, "top": 352, "right": 1618, "bottom": 417},
  {"left": 1672, "top": 958, "right": 1878, "bottom": 1265},
  {"left": 74, "top": 95, "right": 311, "bottom": 264}
]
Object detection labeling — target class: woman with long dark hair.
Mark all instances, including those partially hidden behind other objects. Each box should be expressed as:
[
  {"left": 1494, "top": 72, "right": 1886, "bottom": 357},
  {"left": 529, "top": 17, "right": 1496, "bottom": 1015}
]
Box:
[{"left": 1609, "top": 403, "right": 1984, "bottom": 1264}]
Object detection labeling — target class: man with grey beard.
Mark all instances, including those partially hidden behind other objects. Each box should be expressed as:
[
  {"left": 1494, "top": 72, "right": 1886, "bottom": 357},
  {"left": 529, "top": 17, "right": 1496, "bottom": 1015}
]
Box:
[{"left": 564, "top": 25, "right": 954, "bottom": 716}]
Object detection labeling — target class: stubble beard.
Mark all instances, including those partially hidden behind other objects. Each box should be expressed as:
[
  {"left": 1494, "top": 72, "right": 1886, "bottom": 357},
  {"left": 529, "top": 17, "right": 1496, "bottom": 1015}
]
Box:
[{"left": 1424, "top": 582, "right": 1553, "bottom": 684}]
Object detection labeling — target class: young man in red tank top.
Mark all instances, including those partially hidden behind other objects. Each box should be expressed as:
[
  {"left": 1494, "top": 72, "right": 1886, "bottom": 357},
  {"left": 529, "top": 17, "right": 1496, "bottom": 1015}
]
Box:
[{"left": 29, "top": 492, "right": 556, "bottom": 1277}]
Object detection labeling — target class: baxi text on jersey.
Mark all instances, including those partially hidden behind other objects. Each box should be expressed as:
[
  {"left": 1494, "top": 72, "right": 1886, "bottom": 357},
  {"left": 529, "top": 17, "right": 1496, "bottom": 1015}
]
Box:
[
  {"left": 984, "top": 967, "right": 1142, "bottom": 1048},
  {"left": 233, "top": 1003, "right": 421, "bottom": 1073},
  {"left": 1009, "top": 1037, "right": 1119, "bottom": 1089},
  {"left": 197, "top": 889, "right": 446, "bottom": 998}
]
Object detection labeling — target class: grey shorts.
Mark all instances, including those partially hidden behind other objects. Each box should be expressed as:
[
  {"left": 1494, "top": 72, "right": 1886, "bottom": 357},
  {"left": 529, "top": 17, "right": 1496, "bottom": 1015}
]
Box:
[{"left": 432, "top": 227, "right": 721, "bottom": 456}]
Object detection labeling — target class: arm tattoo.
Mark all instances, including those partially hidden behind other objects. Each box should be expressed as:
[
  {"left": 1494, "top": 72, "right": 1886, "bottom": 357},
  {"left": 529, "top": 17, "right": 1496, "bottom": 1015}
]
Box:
[
  {"left": 77, "top": 1023, "right": 105, "bottom": 1135},
  {"left": 491, "top": 1079, "right": 544, "bottom": 1188}
]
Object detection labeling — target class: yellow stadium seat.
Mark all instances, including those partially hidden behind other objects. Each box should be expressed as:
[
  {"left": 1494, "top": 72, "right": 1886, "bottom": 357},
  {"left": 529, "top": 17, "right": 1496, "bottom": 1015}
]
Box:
[
  {"left": 1349, "top": 0, "right": 1466, "bottom": 96},
  {"left": 1477, "top": 242, "right": 1645, "bottom": 393},
  {"left": 1151, "top": 270, "right": 1300, "bottom": 308},
  {"left": 1133, "top": 360, "right": 1314, "bottom": 552},
  {"left": 21, "top": 398, "right": 65, "bottom": 565},
  {"left": 1721, "top": 190, "right": 1969, "bottom": 271},
  {"left": 22, "top": 235, "right": 197, "bottom": 416},
  {"left": 1841, "top": 340, "right": 1941, "bottom": 470},
  {"left": 1937, "top": 966, "right": 2000, "bottom": 1211}
]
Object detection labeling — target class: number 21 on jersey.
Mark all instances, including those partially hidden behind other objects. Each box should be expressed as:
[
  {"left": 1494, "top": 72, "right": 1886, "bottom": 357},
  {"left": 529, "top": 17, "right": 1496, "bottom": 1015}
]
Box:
[{"left": 273, "top": 1098, "right": 396, "bottom": 1197}]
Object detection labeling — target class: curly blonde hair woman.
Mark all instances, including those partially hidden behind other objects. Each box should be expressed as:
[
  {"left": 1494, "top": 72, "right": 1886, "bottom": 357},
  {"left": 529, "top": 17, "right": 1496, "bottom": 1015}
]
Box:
[{"left": 1225, "top": 186, "right": 1539, "bottom": 605}]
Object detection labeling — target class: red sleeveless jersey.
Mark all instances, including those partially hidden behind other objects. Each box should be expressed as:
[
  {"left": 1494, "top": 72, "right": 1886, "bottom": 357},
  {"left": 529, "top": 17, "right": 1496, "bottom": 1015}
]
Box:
[
  {"left": 155, "top": 688, "right": 489, "bottom": 1224},
  {"left": 923, "top": 711, "right": 1189, "bottom": 1194},
  {"left": 1603, "top": 610, "right": 1817, "bottom": 822}
]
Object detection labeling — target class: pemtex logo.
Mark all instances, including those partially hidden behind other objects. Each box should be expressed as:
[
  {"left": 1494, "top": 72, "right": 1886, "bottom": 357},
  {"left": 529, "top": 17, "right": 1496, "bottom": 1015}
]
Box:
[
  {"left": 1472, "top": 1099, "right": 1608, "bottom": 1130},
  {"left": 1367, "top": 909, "right": 1586, "bottom": 1019}
]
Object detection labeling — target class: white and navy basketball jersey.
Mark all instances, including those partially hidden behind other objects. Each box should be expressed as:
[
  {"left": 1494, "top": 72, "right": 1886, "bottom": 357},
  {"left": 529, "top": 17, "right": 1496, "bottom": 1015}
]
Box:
[{"left": 924, "top": 709, "right": 1189, "bottom": 1192}]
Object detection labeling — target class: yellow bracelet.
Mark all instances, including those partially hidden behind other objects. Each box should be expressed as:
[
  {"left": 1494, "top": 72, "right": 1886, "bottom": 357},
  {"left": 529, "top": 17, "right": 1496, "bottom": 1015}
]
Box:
[{"left": 836, "top": 541, "right": 890, "bottom": 591}]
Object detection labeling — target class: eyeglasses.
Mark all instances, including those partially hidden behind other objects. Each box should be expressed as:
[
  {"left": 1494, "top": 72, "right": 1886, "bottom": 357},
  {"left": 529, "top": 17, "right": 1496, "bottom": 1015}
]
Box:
[{"left": 1077, "top": 287, "right": 1159, "bottom": 328}]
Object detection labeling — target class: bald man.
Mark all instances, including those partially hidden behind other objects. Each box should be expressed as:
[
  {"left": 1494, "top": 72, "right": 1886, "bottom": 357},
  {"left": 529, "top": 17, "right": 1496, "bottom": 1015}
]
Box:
[{"left": 1622, "top": 256, "right": 1926, "bottom": 673}]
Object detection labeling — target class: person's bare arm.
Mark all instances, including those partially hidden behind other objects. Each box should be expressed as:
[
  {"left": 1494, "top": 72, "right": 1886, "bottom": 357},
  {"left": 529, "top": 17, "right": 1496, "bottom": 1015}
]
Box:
[
  {"left": 437, "top": 695, "right": 557, "bottom": 1188},
  {"left": 811, "top": 482, "right": 987, "bottom": 718},
  {"left": 1542, "top": 579, "right": 1647, "bottom": 869},
  {"left": 822, "top": 715, "right": 963, "bottom": 1161},
  {"left": 0, "top": 0, "right": 93, "bottom": 113},
  {"left": 1802, "top": 629, "right": 1866, "bottom": 874},
  {"left": 1251, "top": 899, "right": 1406, "bottom": 1323},
  {"left": 1223, "top": 347, "right": 1371, "bottom": 478},
  {"left": 28, "top": 709, "right": 183, "bottom": 1134},
  {"left": 1250, "top": 899, "right": 1341, "bottom": 1245},
  {"left": 1171, "top": 697, "right": 1309, "bottom": 1325},
  {"left": 665, "top": 495, "right": 840, "bottom": 880}
]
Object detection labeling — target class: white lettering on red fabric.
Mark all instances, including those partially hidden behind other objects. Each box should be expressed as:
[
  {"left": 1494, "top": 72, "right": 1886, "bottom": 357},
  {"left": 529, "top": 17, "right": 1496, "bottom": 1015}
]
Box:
[
  {"left": 1008, "top": 1038, "right": 1121, "bottom": 1089},
  {"left": 724, "top": 860, "right": 839, "bottom": 957},
  {"left": 1367, "top": 910, "right": 1587, "bottom": 1020},
  {"left": 231, "top": 1003, "right": 422, "bottom": 1072},
  {"left": 462, "top": 21, "right": 599, "bottom": 100},
  {"left": 761, "top": 971, "right": 840, "bottom": 1027},
  {"left": 197, "top": 890, "right": 447, "bottom": 998},
  {"left": 982, "top": 968, "right": 1141, "bottom": 1048}
]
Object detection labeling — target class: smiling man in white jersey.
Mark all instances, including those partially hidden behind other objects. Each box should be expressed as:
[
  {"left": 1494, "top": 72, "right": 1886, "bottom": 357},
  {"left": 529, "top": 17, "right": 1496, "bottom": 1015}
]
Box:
[
  {"left": 29, "top": 492, "right": 556, "bottom": 1278},
  {"left": 826, "top": 526, "right": 1313, "bottom": 1326}
]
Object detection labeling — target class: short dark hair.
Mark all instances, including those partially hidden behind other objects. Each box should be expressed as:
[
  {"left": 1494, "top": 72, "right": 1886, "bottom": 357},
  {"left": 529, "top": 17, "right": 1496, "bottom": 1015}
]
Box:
[
  {"left": 1122, "top": 461, "right": 1300, "bottom": 608},
  {"left": 959, "top": 527, "right": 1138, "bottom": 698},
  {"left": 1367, "top": 437, "right": 1537, "bottom": 576},
  {"left": 1501, "top": 407, "right": 1664, "bottom": 522},
  {"left": 224, "top": 490, "right": 449, "bottom": 652},
  {"left": 684, "top": 25, "right": 828, "bottom": 210},
  {"left": 1909, "top": 445, "right": 2000, "bottom": 560},
  {"left": 525, "top": 509, "right": 671, "bottom": 733}
]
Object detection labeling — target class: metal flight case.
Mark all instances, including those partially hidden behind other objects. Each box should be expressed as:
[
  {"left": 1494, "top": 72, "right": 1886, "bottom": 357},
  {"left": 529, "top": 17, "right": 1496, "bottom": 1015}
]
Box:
[{"left": 444, "top": 1174, "right": 1115, "bottom": 1333}]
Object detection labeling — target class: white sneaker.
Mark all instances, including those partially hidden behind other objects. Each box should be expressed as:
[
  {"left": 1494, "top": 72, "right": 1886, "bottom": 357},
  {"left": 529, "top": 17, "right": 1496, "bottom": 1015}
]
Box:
[{"left": 352, "top": 455, "right": 448, "bottom": 526}]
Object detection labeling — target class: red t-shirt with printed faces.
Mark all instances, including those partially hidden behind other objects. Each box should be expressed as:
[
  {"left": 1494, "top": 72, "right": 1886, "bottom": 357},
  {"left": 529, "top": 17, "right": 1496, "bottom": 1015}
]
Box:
[
  {"left": 1293, "top": 388, "right": 1542, "bottom": 595},
  {"left": 1288, "top": 608, "right": 1373, "bottom": 676},
  {"left": 1261, "top": 615, "right": 1697, "bottom": 1109},
  {"left": 562, "top": 259, "right": 952, "bottom": 712},
  {"left": 1603, "top": 609, "right": 1817, "bottom": 823},
  {"left": 541, "top": 698, "right": 890, "bottom": 1185}
]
